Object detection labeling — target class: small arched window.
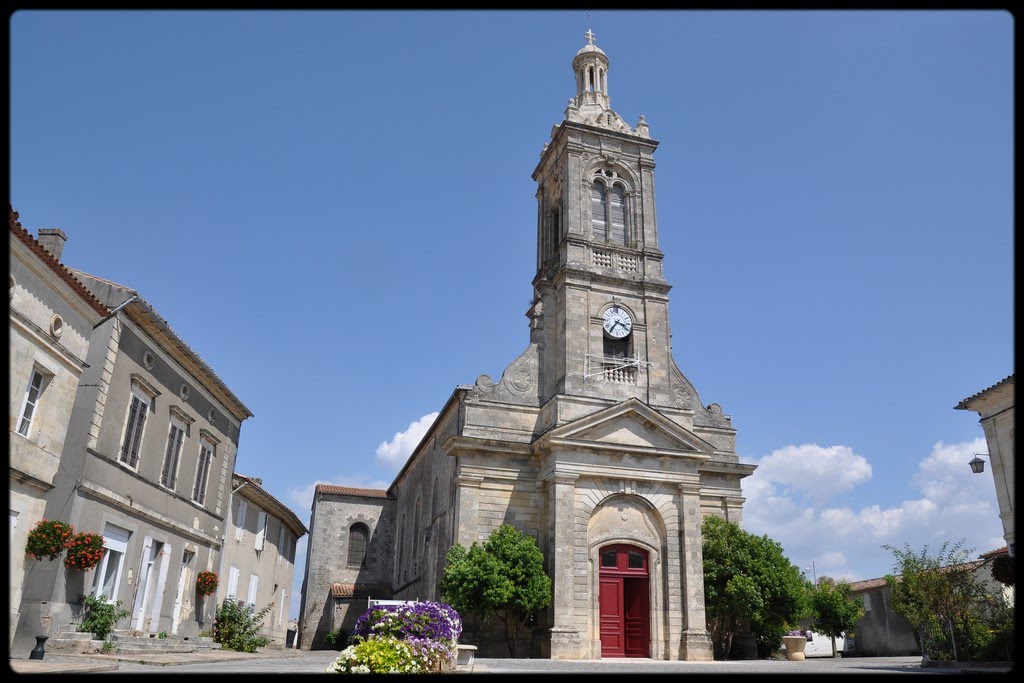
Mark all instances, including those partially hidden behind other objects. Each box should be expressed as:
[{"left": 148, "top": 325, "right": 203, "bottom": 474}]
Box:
[{"left": 348, "top": 523, "right": 369, "bottom": 567}]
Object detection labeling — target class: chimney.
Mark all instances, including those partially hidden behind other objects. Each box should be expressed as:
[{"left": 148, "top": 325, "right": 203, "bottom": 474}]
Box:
[
  {"left": 251, "top": 477, "right": 263, "bottom": 487},
  {"left": 37, "top": 228, "right": 68, "bottom": 261}
]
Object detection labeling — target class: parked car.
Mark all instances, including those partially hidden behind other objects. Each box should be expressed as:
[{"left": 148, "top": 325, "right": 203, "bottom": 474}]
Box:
[
  {"left": 782, "top": 630, "right": 856, "bottom": 655},
  {"left": 784, "top": 630, "right": 855, "bottom": 658}
]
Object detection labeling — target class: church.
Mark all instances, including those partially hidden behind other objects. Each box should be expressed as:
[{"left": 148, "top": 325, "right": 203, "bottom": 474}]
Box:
[{"left": 298, "top": 30, "right": 756, "bottom": 661}]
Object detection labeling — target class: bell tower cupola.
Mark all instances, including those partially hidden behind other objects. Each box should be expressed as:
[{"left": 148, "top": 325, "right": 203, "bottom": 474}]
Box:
[{"left": 573, "top": 28, "right": 611, "bottom": 111}]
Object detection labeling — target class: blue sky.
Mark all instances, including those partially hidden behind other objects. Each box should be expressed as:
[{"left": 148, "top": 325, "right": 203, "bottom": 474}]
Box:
[{"left": 11, "top": 10, "right": 1013, "bottom": 619}]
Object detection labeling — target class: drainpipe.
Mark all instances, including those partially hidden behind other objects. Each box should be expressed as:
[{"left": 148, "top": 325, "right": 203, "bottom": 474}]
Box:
[{"left": 92, "top": 294, "right": 139, "bottom": 328}]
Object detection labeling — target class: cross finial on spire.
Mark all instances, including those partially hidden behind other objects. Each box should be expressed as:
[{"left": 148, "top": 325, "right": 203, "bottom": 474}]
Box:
[{"left": 584, "top": 16, "right": 596, "bottom": 46}]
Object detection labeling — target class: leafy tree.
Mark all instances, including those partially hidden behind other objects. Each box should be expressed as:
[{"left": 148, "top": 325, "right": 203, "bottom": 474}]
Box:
[
  {"left": 438, "top": 524, "right": 551, "bottom": 657},
  {"left": 807, "top": 577, "right": 864, "bottom": 657},
  {"left": 883, "top": 540, "right": 995, "bottom": 663},
  {"left": 702, "top": 516, "right": 807, "bottom": 659}
]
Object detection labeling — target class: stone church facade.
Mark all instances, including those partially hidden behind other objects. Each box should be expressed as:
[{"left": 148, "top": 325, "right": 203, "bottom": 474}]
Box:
[{"left": 300, "top": 32, "right": 756, "bottom": 660}]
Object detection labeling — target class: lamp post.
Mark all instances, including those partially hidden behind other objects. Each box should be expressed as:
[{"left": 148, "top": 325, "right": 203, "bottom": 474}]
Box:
[{"left": 968, "top": 452, "right": 989, "bottom": 474}]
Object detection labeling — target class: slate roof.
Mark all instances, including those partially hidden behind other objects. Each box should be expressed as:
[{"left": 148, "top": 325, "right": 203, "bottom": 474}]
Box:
[
  {"left": 9, "top": 207, "right": 109, "bottom": 317},
  {"left": 331, "top": 582, "right": 393, "bottom": 599},
  {"left": 316, "top": 484, "right": 390, "bottom": 499}
]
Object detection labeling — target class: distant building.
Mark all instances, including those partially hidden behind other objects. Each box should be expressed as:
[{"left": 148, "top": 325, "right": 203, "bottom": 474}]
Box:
[
  {"left": 219, "top": 472, "right": 307, "bottom": 646},
  {"left": 956, "top": 375, "right": 1015, "bottom": 555},
  {"left": 13, "top": 225, "right": 253, "bottom": 654},
  {"left": 8, "top": 208, "right": 108, "bottom": 647},
  {"left": 298, "top": 485, "right": 394, "bottom": 650},
  {"left": 846, "top": 548, "right": 1011, "bottom": 657}
]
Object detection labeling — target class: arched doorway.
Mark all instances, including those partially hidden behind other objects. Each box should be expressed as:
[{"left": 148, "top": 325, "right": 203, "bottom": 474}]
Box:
[{"left": 598, "top": 543, "right": 650, "bottom": 657}]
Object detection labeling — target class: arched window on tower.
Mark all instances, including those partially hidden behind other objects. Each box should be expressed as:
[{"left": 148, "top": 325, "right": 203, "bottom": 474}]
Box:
[
  {"left": 347, "top": 523, "right": 369, "bottom": 567},
  {"left": 591, "top": 181, "right": 607, "bottom": 240}
]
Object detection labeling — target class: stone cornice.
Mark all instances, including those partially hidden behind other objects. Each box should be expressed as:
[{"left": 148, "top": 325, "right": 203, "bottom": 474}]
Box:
[
  {"left": 443, "top": 434, "right": 533, "bottom": 457},
  {"left": 78, "top": 478, "right": 222, "bottom": 547},
  {"left": 9, "top": 309, "right": 88, "bottom": 372},
  {"left": 9, "top": 464, "right": 56, "bottom": 493},
  {"left": 698, "top": 461, "right": 758, "bottom": 477}
]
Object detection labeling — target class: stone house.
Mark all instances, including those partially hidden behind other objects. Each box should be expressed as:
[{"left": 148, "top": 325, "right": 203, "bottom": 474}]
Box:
[
  {"left": 8, "top": 209, "right": 108, "bottom": 647},
  {"left": 299, "top": 484, "right": 395, "bottom": 650},
  {"left": 299, "top": 33, "right": 756, "bottom": 660},
  {"left": 956, "top": 375, "right": 1015, "bottom": 556},
  {"left": 218, "top": 472, "right": 306, "bottom": 646},
  {"left": 13, "top": 231, "right": 252, "bottom": 655},
  {"left": 846, "top": 548, "right": 1012, "bottom": 657}
]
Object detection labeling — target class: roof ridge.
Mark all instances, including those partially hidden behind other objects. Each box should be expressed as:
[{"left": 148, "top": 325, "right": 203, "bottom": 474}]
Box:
[{"left": 9, "top": 208, "right": 110, "bottom": 317}]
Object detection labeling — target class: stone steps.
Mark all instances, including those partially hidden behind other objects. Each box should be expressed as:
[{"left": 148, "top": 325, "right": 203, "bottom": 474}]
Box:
[{"left": 48, "top": 626, "right": 220, "bottom": 654}]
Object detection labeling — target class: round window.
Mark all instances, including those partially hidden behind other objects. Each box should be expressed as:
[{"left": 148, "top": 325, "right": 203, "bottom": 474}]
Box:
[
  {"left": 143, "top": 351, "right": 155, "bottom": 369},
  {"left": 208, "top": 409, "right": 217, "bottom": 424},
  {"left": 50, "top": 314, "right": 64, "bottom": 338},
  {"left": 179, "top": 384, "right": 191, "bottom": 400}
]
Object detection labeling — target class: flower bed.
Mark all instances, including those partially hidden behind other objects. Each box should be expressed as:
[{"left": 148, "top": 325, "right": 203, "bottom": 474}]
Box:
[{"left": 328, "top": 601, "right": 462, "bottom": 674}]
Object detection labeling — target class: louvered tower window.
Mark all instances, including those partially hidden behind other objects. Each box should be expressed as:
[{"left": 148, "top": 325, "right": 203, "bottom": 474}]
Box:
[
  {"left": 608, "top": 185, "right": 626, "bottom": 245},
  {"left": 591, "top": 181, "right": 607, "bottom": 240}
]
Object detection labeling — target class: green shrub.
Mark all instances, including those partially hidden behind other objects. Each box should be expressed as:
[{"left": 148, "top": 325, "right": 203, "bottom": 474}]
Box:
[
  {"left": 324, "top": 627, "right": 348, "bottom": 650},
  {"left": 213, "top": 599, "right": 273, "bottom": 652},
  {"left": 78, "top": 593, "right": 129, "bottom": 640},
  {"left": 326, "top": 636, "right": 423, "bottom": 674},
  {"left": 100, "top": 640, "right": 115, "bottom": 654}
]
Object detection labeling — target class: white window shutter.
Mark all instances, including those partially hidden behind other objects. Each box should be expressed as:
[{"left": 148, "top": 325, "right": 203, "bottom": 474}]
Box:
[
  {"left": 255, "top": 511, "right": 267, "bottom": 550},
  {"left": 247, "top": 574, "right": 259, "bottom": 607},
  {"left": 227, "top": 566, "right": 239, "bottom": 598},
  {"left": 235, "top": 499, "right": 247, "bottom": 542}
]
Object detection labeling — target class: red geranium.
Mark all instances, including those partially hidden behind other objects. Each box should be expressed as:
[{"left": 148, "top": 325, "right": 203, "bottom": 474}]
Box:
[
  {"left": 25, "top": 519, "right": 75, "bottom": 561},
  {"left": 64, "top": 531, "right": 105, "bottom": 571},
  {"left": 196, "top": 571, "right": 218, "bottom": 596}
]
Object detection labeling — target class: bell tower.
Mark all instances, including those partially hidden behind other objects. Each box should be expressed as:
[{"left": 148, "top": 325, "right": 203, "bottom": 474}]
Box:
[{"left": 530, "top": 28, "right": 675, "bottom": 409}]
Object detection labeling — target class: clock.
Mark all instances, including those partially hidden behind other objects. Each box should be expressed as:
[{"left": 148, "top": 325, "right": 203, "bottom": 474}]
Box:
[{"left": 603, "top": 306, "right": 633, "bottom": 339}]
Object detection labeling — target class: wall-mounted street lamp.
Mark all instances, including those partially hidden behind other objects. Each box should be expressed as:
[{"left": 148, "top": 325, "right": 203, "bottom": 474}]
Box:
[{"left": 968, "top": 452, "right": 990, "bottom": 474}]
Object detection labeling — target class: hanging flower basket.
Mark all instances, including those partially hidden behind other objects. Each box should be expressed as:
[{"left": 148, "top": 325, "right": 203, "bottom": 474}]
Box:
[
  {"left": 64, "top": 532, "right": 106, "bottom": 571},
  {"left": 991, "top": 554, "right": 1014, "bottom": 586},
  {"left": 25, "top": 519, "right": 74, "bottom": 561},
  {"left": 196, "top": 571, "right": 218, "bottom": 596}
]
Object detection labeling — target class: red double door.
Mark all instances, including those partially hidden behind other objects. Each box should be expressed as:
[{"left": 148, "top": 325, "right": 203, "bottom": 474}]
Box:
[{"left": 598, "top": 544, "right": 650, "bottom": 658}]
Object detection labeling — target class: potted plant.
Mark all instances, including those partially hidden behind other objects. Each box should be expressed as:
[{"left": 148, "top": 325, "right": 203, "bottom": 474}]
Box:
[
  {"left": 25, "top": 519, "right": 74, "bottom": 561},
  {"left": 782, "top": 628, "right": 808, "bottom": 661},
  {"left": 196, "top": 571, "right": 218, "bottom": 597},
  {"left": 64, "top": 532, "right": 106, "bottom": 571}
]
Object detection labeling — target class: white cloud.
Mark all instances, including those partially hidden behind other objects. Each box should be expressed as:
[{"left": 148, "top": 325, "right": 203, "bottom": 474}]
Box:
[
  {"left": 375, "top": 412, "right": 439, "bottom": 469},
  {"left": 750, "top": 444, "right": 872, "bottom": 503},
  {"left": 743, "top": 438, "right": 1003, "bottom": 583}
]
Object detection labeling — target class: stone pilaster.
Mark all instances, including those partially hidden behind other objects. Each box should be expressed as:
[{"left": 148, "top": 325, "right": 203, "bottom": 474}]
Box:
[
  {"left": 453, "top": 471, "right": 483, "bottom": 547},
  {"left": 548, "top": 470, "right": 581, "bottom": 659},
  {"left": 679, "top": 482, "right": 713, "bottom": 661}
]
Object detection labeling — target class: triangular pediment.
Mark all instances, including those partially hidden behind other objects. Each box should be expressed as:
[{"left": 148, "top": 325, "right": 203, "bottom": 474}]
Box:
[{"left": 541, "top": 398, "right": 714, "bottom": 455}]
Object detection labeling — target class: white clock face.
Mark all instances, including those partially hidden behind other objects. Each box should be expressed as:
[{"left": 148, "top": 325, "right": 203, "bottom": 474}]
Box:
[{"left": 603, "top": 306, "right": 633, "bottom": 339}]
